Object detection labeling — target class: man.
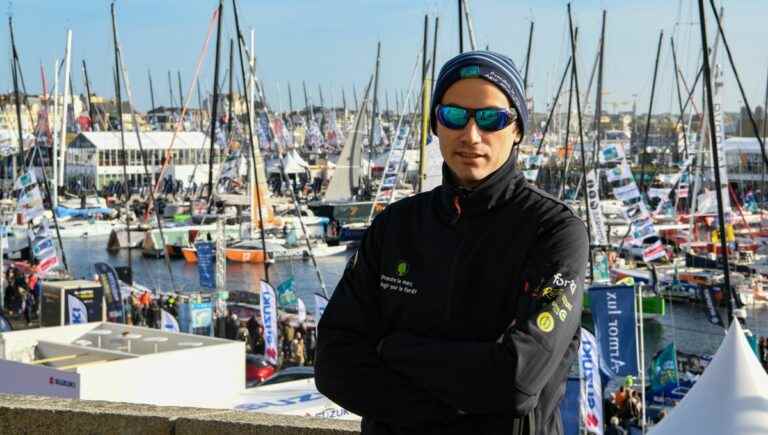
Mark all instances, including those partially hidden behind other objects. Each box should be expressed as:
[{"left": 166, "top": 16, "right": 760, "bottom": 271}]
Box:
[{"left": 316, "top": 51, "right": 588, "bottom": 434}]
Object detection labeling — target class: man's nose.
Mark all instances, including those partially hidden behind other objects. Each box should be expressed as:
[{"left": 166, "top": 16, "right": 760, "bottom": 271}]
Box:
[{"left": 459, "top": 118, "right": 482, "bottom": 144}]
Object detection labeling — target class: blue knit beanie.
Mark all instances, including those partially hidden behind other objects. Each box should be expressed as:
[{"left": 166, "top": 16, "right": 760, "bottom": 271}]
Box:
[{"left": 430, "top": 50, "right": 528, "bottom": 139}]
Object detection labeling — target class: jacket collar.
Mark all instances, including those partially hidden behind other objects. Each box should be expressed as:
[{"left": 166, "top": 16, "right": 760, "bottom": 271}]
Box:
[{"left": 435, "top": 153, "right": 526, "bottom": 223}]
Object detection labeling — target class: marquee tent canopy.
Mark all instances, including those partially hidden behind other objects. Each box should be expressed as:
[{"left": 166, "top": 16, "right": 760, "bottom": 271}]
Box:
[{"left": 649, "top": 320, "right": 768, "bottom": 435}]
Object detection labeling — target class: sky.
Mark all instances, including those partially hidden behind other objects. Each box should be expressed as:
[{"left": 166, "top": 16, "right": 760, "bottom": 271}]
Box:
[{"left": 4, "top": 0, "right": 767, "bottom": 116}]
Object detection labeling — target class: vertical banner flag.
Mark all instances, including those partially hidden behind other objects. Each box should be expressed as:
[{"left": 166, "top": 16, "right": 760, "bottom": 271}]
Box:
[
  {"left": 314, "top": 293, "right": 329, "bottom": 323},
  {"left": 195, "top": 241, "right": 216, "bottom": 289},
  {"left": 586, "top": 169, "right": 608, "bottom": 246},
  {"left": 297, "top": 298, "right": 307, "bottom": 324},
  {"left": 579, "top": 329, "right": 603, "bottom": 435},
  {"left": 67, "top": 294, "right": 88, "bottom": 324},
  {"left": 259, "top": 280, "right": 279, "bottom": 365},
  {"left": 699, "top": 287, "right": 725, "bottom": 327},
  {"left": 14, "top": 170, "right": 45, "bottom": 220},
  {"left": 649, "top": 342, "right": 680, "bottom": 398},
  {"left": 161, "top": 309, "right": 180, "bottom": 333},
  {"left": 215, "top": 219, "right": 227, "bottom": 290},
  {"left": 276, "top": 277, "right": 297, "bottom": 307},
  {"left": 589, "top": 285, "right": 639, "bottom": 376},
  {"left": 94, "top": 262, "right": 125, "bottom": 323}
]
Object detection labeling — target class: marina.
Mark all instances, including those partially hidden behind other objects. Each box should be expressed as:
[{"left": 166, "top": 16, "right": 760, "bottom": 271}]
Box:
[{"left": 0, "top": 0, "right": 767, "bottom": 433}]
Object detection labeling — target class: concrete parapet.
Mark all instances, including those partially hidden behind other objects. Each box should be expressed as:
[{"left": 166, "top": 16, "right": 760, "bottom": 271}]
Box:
[{"left": 0, "top": 394, "right": 360, "bottom": 434}]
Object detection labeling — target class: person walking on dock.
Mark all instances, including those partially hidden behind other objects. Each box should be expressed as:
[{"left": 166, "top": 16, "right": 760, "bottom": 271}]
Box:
[{"left": 316, "top": 51, "right": 588, "bottom": 435}]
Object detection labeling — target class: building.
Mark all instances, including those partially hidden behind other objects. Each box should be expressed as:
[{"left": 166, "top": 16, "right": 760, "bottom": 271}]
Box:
[
  {"left": 722, "top": 136, "right": 768, "bottom": 194},
  {"left": 0, "top": 322, "right": 243, "bottom": 408},
  {"left": 64, "top": 131, "right": 220, "bottom": 190}
]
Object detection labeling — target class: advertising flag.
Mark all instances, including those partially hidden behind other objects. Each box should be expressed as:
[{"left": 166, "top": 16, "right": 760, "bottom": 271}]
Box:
[
  {"left": 161, "top": 309, "right": 180, "bottom": 333},
  {"left": 586, "top": 170, "right": 608, "bottom": 246},
  {"left": 589, "top": 285, "right": 638, "bottom": 377},
  {"left": 649, "top": 342, "right": 679, "bottom": 397},
  {"left": 314, "top": 293, "right": 329, "bottom": 323},
  {"left": 579, "top": 328, "right": 603, "bottom": 435},
  {"left": 699, "top": 286, "right": 725, "bottom": 327},
  {"left": 95, "top": 262, "right": 125, "bottom": 323},
  {"left": 297, "top": 298, "right": 307, "bottom": 324},
  {"left": 277, "top": 277, "right": 297, "bottom": 307},
  {"left": 195, "top": 241, "right": 215, "bottom": 289},
  {"left": 67, "top": 294, "right": 88, "bottom": 324},
  {"left": 260, "top": 280, "right": 279, "bottom": 365}
]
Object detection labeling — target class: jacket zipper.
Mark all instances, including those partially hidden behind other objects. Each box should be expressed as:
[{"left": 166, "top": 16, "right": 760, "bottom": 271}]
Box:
[{"left": 445, "top": 193, "right": 467, "bottom": 322}]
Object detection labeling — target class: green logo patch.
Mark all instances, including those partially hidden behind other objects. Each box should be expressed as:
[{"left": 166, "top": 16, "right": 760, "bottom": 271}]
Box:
[
  {"left": 396, "top": 261, "right": 409, "bottom": 277},
  {"left": 459, "top": 65, "right": 481, "bottom": 78}
]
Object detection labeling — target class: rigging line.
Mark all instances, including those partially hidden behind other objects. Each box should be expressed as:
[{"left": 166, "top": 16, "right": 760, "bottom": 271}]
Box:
[
  {"left": 707, "top": 0, "right": 768, "bottom": 167},
  {"left": 147, "top": 6, "right": 219, "bottom": 205}
]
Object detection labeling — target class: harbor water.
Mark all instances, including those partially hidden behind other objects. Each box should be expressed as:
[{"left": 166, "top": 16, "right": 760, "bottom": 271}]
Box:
[{"left": 61, "top": 235, "right": 768, "bottom": 365}]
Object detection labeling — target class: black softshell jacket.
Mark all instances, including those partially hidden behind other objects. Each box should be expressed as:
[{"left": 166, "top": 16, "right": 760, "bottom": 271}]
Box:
[{"left": 315, "top": 157, "right": 589, "bottom": 435}]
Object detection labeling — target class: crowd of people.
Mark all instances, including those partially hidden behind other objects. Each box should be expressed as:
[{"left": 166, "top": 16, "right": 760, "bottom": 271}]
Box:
[
  {"left": 215, "top": 308, "right": 316, "bottom": 369},
  {"left": 605, "top": 384, "right": 647, "bottom": 433},
  {"left": 2, "top": 267, "right": 40, "bottom": 326}
]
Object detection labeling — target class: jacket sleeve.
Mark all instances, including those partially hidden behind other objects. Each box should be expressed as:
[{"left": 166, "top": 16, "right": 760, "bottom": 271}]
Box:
[
  {"left": 379, "top": 216, "right": 588, "bottom": 415},
  {"left": 314, "top": 209, "right": 459, "bottom": 424}
]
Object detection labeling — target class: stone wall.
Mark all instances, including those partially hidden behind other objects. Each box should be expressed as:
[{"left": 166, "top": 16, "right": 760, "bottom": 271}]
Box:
[{"left": 0, "top": 394, "right": 360, "bottom": 435}]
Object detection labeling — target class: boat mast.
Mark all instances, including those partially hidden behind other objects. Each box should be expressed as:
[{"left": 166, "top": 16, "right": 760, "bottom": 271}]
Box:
[
  {"left": 697, "top": 0, "right": 733, "bottom": 325},
  {"left": 418, "top": 15, "right": 429, "bottom": 193},
  {"left": 430, "top": 16, "right": 439, "bottom": 95},
  {"left": 638, "top": 30, "right": 664, "bottom": 192},
  {"left": 8, "top": 17, "right": 24, "bottom": 179},
  {"left": 457, "top": 0, "right": 463, "bottom": 54},
  {"left": 82, "top": 61, "right": 96, "bottom": 131},
  {"left": 232, "top": 0, "right": 269, "bottom": 282},
  {"left": 523, "top": 21, "right": 534, "bottom": 93},
  {"left": 558, "top": 63, "right": 575, "bottom": 200},
  {"left": 147, "top": 69, "right": 157, "bottom": 114},
  {"left": 591, "top": 11, "right": 606, "bottom": 167},
  {"left": 462, "top": 0, "right": 478, "bottom": 51},
  {"left": 670, "top": 38, "right": 689, "bottom": 161},
  {"left": 287, "top": 81, "right": 294, "bottom": 113},
  {"left": 177, "top": 71, "right": 184, "bottom": 126},
  {"left": 567, "top": 4, "right": 593, "bottom": 251},
  {"left": 207, "top": 0, "right": 224, "bottom": 211},
  {"left": 110, "top": 4, "right": 133, "bottom": 274},
  {"left": 227, "top": 39, "right": 234, "bottom": 141},
  {"left": 167, "top": 70, "right": 175, "bottom": 108},
  {"left": 368, "top": 42, "right": 381, "bottom": 194}
]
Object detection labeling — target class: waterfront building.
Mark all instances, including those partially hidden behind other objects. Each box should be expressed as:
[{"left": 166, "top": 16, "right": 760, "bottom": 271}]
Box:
[{"left": 64, "top": 131, "right": 220, "bottom": 190}]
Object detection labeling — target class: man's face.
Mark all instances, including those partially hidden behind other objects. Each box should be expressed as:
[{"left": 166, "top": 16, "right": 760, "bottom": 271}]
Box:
[{"left": 437, "top": 78, "right": 521, "bottom": 187}]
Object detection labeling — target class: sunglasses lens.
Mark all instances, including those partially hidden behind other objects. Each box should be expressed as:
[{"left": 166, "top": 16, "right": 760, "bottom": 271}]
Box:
[
  {"left": 475, "top": 109, "right": 506, "bottom": 131},
  {"left": 439, "top": 106, "right": 469, "bottom": 129}
]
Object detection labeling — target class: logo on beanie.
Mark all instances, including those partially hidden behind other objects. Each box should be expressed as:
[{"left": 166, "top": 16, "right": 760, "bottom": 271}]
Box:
[{"left": 459, "top": 65, "right": 481, "bottom": 78}]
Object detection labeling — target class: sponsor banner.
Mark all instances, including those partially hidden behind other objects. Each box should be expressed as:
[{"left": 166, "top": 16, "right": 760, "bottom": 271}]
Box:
[
  {"left": 652, "top": 156, "right": 694, "bottom": 214},
  {"left": 215, "top": 220, "right": 226, "bottom": 290},
  {"left": 297, "top": 298, "right": 307, "bottom": 324},
  {"left": 711, "top": 75, "right": 731, "bottom": 213},
  {"left": 613, "top": 183, "right": 641, "bottom": 204},
  {"left": 161, "top": 309, "right": 180, "bottom": 333},
  {"left": 642, "top": 240, "right": 667, "bottom": 263},
  {"left": 14, "top": 171, "right": 37, "bottom": 190},
  {"left": 598, "top": 143, "right": 625, "bottom": 164},
  {"left": 94, "top": 262, "right": 125, "bottom": 322},
  {"left": 67, "top": 294, "right": 88, "bottom": 324},
  {"left": 605, "top": 159, "right": 633, "bottom": 183},
  {"left": 16, "top": 185, "right": 44, "bottom": 220},
  {"left": 586, "top": 170, "right": 608, "bottom": 246},
  {"left": 36, "top": 255, "right": 59, "bottom": 275},
  {"left": 277, "top": 277, "right": 297, "bottom": 307},
  {"left": 579, "top": 329, "right": 603, "bottom": 435},
  {"left": 195, "top": 241, "right": 215, "bottom": 290},
  {"left": 260, "top": 280, "right": 280, "bottom": 365},
  {"left": 589, "top": 285, "right": 638, "bottom": 377},
  {"left": 523, "top": 169, "right": 539, "bottom": 182},
  {"left": 314, "top": 293, "right": 328, "bottom": 323},
  {"left": 649, "top": 342, "right": 679, "bottom": 397},
  {"left": 699, "top": 286, "right": 725, "bottom": 327}
]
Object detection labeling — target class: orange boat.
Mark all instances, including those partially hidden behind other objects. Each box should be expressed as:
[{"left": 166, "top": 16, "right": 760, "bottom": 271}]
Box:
[
  {"left": 224, "top": 240, "right": 266, "bottom": 264},
  {"left": 182, "top": 247, "right": 198, "bottom": 263}
]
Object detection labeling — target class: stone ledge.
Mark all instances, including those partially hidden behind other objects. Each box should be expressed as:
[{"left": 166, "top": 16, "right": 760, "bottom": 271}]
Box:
[{"left": 0, "top": 394, "right": 360, "bottom": 435}]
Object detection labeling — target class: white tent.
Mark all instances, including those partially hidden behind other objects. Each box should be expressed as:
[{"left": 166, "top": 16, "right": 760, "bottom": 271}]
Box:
[
  {"left": 649, "top": 321, "right": 768, "bottom": 435},
  {"left": 267, "top": 150, "right": 310, "bottom": 175}
]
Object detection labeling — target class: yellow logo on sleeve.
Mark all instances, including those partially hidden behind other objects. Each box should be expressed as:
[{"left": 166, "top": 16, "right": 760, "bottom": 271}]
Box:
[{"left": 537, "top": 312, "right": 555, "bottom": 333}]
